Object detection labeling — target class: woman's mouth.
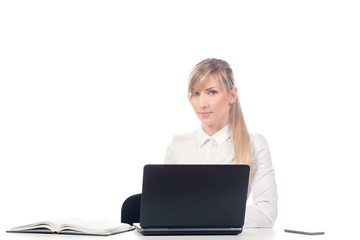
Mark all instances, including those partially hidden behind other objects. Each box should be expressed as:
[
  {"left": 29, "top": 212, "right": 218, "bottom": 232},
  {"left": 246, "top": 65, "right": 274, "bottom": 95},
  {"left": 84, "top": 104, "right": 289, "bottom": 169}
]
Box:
[{"left": 199, "top": 112, "right": 211, "bottom": 117}]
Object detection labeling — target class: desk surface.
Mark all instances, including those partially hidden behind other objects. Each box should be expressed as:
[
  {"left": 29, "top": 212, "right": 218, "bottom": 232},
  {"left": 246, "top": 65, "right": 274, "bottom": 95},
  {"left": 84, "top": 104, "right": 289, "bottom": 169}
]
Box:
[{"left": 0, "top": 228, "right": 355, "bottom": 240}]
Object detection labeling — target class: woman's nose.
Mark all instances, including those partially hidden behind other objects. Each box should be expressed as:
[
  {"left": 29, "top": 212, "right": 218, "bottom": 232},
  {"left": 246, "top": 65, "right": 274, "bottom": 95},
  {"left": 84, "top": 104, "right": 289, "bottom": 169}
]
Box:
[{"left": 199, "top": 95, "right": 208, "bottom": 108}]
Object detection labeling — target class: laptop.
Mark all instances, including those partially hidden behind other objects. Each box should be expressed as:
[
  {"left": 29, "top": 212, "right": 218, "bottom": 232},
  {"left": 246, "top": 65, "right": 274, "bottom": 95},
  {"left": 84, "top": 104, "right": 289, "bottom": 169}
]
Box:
[{"left": 135, "top": 164, "right": 249, "bottom": 235}]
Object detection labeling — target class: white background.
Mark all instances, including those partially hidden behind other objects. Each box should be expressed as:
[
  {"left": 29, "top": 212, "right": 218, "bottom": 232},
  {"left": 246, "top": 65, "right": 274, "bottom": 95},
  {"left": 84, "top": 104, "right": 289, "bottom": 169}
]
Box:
[{"left": 1, "top": 0, "right": 359, "bottom": 233}]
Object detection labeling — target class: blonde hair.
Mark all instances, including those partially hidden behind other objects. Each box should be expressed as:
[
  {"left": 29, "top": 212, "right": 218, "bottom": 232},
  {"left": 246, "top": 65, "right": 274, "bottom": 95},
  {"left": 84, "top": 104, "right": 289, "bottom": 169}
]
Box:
[{"left": 188, "top": 58, "right": 252, "bottom": 169}]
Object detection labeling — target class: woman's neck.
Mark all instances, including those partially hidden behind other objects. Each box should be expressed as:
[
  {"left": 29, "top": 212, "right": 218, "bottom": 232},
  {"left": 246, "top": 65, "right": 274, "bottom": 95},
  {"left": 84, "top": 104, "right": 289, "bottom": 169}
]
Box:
[{"left": 202, "top": 123, "right": 229, "bottom": 136}]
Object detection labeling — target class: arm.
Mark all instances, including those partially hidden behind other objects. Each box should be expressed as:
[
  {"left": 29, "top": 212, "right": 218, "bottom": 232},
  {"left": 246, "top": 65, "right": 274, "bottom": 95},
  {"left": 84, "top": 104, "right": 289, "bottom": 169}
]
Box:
[
  {"left": 245, "top": 134, "right": 278, "bottom": 227},
  {"left": 164, "top": 139, "right": 177, "bottom": 164}
]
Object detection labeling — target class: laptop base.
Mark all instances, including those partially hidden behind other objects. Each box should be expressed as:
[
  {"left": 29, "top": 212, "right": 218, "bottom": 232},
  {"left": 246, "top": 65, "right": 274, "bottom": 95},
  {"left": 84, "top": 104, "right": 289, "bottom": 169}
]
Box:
[{"left": 134, "top": 224, "right": 242, "bottom": 235}]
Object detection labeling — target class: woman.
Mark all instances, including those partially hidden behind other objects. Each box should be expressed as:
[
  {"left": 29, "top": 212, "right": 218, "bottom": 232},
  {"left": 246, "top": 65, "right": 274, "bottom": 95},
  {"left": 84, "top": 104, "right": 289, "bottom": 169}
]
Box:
[{"left": 164, "top": 58, "right": 278, "bottom": 227}]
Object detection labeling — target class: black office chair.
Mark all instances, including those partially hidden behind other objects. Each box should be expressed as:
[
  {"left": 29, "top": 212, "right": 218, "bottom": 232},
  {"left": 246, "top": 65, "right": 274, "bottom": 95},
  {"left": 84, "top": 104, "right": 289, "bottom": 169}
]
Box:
[{"left": 121, "top": 193, "right": 141, "bottom": 225}]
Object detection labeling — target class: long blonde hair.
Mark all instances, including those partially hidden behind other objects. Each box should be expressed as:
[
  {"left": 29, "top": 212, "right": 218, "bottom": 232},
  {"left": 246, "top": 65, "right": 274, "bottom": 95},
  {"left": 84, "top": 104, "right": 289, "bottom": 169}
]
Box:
[{"left": 188, "top": 58, "right": 252, "bottom": 168}]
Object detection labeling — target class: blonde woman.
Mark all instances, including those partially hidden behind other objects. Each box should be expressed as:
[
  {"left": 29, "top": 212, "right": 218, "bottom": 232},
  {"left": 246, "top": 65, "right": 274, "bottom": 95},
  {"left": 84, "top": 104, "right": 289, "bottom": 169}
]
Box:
[{"left": 164, "top": 58, "right": 278, "bottom": 227}]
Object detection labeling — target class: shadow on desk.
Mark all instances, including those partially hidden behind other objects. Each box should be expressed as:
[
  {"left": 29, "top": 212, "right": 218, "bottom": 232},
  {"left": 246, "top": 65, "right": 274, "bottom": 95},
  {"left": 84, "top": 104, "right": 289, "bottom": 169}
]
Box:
[
  {"left": 3, "top": 228, "right": 351, "bottom": 239},
  {"left": 0, "top": 229, "right": 276, "bottom": 240}
]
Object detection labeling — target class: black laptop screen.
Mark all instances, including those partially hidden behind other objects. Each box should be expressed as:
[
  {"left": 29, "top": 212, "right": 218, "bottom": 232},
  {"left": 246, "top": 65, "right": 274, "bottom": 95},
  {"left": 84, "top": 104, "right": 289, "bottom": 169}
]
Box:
[{"left": 140, "top": 164, "right": 249, "bottom": 228}]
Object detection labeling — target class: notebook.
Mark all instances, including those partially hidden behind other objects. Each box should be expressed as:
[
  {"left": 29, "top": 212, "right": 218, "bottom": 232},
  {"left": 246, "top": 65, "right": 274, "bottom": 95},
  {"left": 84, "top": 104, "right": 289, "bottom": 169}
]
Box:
[{"left": 136, "top": 164, "right": 249, "bottom": 235}]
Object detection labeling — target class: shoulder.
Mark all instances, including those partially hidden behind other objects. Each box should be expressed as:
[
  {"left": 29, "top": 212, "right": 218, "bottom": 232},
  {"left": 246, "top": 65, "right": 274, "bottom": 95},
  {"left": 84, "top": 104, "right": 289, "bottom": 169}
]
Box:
[
  {"left": 171, "top": 130, "right": 197, "bottom": 142},
  {"left": 169, "top": 130, "right": 199, "bottom": 149},
  {"left": 249, "top": 133, "right": 272, "bottom": 166},
  {"left": 250, "top": 133, "right": 270, "bottom": 163},
  {"left": 250, "top": 133, "right": 268, "bottom": 148},
  {"left": 165, "top": 130, "right": 199, "bottom": 164}
]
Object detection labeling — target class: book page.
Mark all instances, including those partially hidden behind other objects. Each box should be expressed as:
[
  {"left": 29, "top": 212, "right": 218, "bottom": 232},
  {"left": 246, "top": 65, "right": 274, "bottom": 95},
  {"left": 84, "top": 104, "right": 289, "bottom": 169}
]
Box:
[
  {"left": 7, "top": 221, "right": 55, "bottom": 233},
  {"left": 8, "top": 219, "right": 134, "bottom": 235},
  {"left": 57, "top": 219, "right": 134, "bottom": 235}
]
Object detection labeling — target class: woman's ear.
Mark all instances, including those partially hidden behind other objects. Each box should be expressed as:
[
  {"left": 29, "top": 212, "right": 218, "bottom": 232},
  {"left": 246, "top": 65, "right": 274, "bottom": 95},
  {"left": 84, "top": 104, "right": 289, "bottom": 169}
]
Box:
[{"left": 229, "top": 87, "right": 238, "bottom": 104}]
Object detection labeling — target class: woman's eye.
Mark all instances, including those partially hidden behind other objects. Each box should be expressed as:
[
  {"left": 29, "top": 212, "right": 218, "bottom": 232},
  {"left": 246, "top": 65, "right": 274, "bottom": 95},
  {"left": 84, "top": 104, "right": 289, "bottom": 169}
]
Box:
[
  {"left": 191, "top": 91, "right": 200, "bottom": 96},
  {"left": 209, "top": 90, "right": 218, "bottom": 95}
]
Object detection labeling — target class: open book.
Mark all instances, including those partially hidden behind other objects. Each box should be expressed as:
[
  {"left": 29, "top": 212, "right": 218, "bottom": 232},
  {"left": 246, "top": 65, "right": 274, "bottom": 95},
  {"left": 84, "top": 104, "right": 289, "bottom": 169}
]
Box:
[{"left": 7, "top": 218, "right": 135, "bottom": 236}]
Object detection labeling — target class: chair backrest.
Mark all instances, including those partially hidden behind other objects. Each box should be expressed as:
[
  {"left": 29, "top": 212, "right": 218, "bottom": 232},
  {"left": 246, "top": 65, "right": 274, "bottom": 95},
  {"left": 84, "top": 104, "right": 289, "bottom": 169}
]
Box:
[{"left": 121, "top": 193, "right": 141, "bottom": 225}]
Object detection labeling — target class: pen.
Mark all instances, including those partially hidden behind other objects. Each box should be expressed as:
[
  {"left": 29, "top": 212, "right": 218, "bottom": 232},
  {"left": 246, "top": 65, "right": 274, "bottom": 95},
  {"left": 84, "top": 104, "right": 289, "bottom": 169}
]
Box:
[{"left": 284, "top": 229, "right": 325, "bottom": 235}]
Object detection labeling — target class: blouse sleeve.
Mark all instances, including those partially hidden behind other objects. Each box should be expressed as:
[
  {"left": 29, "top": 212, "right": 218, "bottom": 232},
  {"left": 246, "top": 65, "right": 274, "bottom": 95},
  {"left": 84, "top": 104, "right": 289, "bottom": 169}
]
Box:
[
  {"left": 164, "top": 137, "right": 177, "bottom": 164},
  {"left": 245, "top": 134, "right": 278, "bottom": 227}
]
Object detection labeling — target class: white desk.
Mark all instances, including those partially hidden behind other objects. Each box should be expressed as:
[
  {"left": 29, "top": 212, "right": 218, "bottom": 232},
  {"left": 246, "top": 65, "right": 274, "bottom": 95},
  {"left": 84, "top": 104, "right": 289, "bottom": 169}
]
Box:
[{"left": 0, "top": 228, "right": 352, "bottom": 240}]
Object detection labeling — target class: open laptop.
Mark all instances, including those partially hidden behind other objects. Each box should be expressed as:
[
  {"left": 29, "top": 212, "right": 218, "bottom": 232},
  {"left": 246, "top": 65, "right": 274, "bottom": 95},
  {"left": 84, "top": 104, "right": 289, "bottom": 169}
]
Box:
[{"left": 135, "top": 164, "right": 249, "bottom": 235}]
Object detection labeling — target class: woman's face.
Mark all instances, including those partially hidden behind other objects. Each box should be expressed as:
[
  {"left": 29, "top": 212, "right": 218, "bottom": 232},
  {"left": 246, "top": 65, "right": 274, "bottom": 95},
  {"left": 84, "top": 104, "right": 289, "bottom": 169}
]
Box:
[{"left": 190, "top": 75, "right": 237, "bottom": 136}]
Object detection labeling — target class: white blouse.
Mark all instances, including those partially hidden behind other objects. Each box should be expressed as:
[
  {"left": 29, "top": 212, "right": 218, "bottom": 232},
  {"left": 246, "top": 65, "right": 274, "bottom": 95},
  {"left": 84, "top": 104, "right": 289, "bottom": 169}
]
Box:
[{"left": 164, "top": 125, "right": 278, "bottom": 227}]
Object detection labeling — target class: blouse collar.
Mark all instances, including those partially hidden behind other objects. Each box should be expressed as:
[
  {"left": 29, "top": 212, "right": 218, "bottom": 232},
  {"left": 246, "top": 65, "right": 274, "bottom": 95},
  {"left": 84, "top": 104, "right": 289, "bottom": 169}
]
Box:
[{"left": 197, "top": 125, "right": 231, "bottom": 147}]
